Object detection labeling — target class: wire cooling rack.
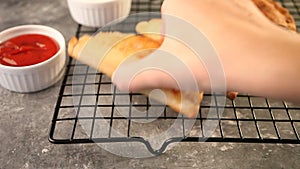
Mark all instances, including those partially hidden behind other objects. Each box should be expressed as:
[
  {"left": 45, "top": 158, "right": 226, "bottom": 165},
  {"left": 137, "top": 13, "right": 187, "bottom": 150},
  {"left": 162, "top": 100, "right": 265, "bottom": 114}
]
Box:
[{"left": 49, "top": 0, "right": 300, "bottom": 155}]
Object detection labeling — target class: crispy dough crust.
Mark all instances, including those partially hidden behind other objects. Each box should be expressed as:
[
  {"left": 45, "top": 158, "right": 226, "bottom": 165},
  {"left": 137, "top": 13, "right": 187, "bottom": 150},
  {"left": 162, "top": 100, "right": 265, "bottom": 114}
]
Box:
[
  {"left": 253, "top": 0, "right": 296, "bottom": 31},
  {"left": 68, "top": 35, "right": 91, "bottom": 59},
  {"left": 136, "top": 18, "right": 164, "bottom": 42},
  {"left": 68, "top": 32, "right": 203, "bottom": 118}
]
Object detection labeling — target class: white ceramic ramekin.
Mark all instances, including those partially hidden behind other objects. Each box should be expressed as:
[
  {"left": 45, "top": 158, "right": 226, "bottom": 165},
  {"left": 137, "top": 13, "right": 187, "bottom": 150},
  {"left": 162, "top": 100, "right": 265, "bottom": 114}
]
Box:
[
  {"left": 0, "top": 25, "right": 66, "bottom": 93},
  {"left": 67, "top": 0, "right": 132, "bottom": 27}
]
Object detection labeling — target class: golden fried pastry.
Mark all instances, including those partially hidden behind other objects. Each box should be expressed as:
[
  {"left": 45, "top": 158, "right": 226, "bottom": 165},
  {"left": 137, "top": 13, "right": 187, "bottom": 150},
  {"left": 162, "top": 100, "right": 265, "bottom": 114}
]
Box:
[
  {"left": 253, "top": 0, "right": 296, "bottom": 31},
  {"left": 69, "top": 32, "right": 203, "bottom": 118}
]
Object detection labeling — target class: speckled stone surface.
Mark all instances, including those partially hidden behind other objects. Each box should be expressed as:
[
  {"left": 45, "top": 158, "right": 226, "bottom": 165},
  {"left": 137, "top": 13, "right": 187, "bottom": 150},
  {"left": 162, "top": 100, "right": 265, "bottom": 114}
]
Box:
[{"left": 0, "top": 0, "right": 300, "bottom": 168}]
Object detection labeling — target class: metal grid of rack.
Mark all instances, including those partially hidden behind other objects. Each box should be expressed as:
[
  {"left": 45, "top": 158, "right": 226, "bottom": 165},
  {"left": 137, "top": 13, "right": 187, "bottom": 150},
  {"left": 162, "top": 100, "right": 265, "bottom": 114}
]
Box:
[{"left": 49, "top": 0, "right": 300, "bottom": 155}]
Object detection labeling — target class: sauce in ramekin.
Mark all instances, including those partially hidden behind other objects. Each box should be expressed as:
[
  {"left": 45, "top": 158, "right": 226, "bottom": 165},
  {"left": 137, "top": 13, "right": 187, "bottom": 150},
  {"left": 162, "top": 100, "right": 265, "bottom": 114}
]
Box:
[{"left": 0, "top": 34, "right": 59, "bottom": 67}]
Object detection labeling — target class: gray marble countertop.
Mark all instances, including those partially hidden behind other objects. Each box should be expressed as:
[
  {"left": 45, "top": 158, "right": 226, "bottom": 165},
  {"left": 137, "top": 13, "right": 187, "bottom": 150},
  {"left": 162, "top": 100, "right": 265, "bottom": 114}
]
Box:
[{"left": 0, "top": 0, "right": 299, "bottom": 168}]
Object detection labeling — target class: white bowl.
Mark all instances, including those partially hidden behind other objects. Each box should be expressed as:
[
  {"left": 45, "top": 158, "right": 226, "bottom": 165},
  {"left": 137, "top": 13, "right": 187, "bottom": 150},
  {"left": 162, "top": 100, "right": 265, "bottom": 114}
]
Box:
[
  {"left": 0, "top": 25, "right": 66, "bottom": 93},
  {"left": 67, "top": 0, "right": 132, "bottom": 27}
]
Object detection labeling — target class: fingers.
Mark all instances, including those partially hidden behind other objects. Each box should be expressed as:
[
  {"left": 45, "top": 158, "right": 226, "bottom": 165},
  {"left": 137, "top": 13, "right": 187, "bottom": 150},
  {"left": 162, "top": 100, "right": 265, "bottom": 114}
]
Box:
[
  {"left": 112, "top": 50, "right": 178, "bottom": 92},
  {"left": 112, "top": 65, "right": 178, "bottom": 92},
  {"left": 112, "top": 49, "right": 199, "bottom": 92}
]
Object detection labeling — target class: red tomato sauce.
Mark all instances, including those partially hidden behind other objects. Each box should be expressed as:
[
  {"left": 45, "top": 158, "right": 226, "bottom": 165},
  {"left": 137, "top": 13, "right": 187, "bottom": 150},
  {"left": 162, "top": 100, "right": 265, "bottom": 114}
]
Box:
[{"left": 0, "top": 34, "right": 59, "bottom": 67}]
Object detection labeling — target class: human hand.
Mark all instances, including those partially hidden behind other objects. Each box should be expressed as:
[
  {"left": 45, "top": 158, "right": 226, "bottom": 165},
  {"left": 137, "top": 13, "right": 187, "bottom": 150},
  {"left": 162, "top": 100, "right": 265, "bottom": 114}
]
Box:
[{"left": 112, "top": 0, "right": 299, "bottom": 99}]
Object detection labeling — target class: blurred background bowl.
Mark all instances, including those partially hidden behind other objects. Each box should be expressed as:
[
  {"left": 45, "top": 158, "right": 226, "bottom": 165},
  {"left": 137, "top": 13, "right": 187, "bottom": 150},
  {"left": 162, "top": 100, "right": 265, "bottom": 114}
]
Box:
[
  {"left": 67, "top": 0, "right": 132, "bottom": 27},
  {"left": 0, "top": 25, "right": 66, "bottom": 93}
]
